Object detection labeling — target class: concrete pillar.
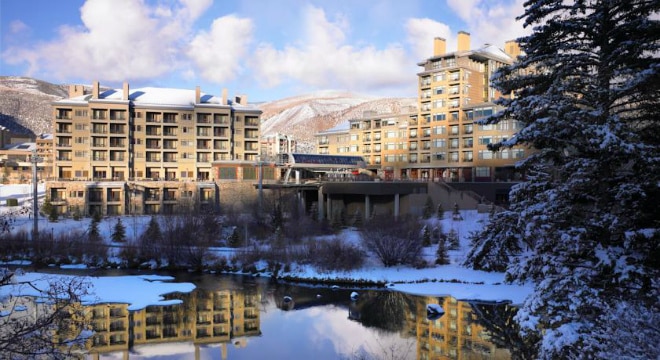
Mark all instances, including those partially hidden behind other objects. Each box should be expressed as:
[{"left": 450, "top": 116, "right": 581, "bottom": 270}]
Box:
[
  {"left": 318, "top": 187, "right": 324, "bottom": 220},
  {"left": 326, "top": 193, "right": 332, "bottom": 221},
  {"left": 394, "top": 193, "right": 400, "bottom": 220},
  {"left": 365, "top": 194, "right": 371, "bottom": 220}
]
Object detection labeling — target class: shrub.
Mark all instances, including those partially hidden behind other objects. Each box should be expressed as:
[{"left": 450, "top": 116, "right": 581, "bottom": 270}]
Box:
[
  {"left": 310, "top": 237, "right": 365, "bottom": 272},
  {"left": 361, "top": 215, "right": 424, "bottom": 267}
]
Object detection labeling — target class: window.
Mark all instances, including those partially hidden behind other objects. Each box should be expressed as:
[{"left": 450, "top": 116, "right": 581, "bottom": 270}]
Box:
[
  {"left": 433, "top": 72, "right": 445, "bottom": 82},
  {"left": 433, "top": 139, "right": 446, "bottom": 148},
  {"left": 476, "top": 167, "right": 490, "bottom": 177},
  {"left": 479, "top": 150, "right": 493, "bottom": 159},
  {"left": 513, "top": 149, "right": 525, "bottom": 158}
]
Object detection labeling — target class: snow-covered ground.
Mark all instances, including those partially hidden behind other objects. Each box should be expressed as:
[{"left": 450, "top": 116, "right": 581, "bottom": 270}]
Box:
[{"left": 1, "top": 184, "right": 533, "bottom": 308}]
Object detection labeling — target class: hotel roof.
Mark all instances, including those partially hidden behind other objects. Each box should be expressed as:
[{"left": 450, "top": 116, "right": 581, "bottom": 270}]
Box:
[{"left": 54, "top": 86, "right": 260, "bottom": 111}]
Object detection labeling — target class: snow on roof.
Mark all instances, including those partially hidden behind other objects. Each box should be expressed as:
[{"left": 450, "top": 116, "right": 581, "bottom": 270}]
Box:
[
  {"left": 3, "top": 142, "right": 36, "bottom": 151},
  {"left": 319, "top": 121, "right": 350, "bottom": 134},
  {"left": 475, "top": 44, "right": 513, "bottom": 62},
  {"left": 56, "top": 86, "right": 258, "bottom": 110}
]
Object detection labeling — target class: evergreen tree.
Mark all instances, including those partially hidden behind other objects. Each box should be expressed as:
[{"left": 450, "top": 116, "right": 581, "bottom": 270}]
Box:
[
  {"left": 470, "top": 1, "right": 660, "bottom": 358},
  {"left": 87, "top": 217, "right": 102, "bottom": 243},
  {"left": 463, "top": 211, "right": 526, "bottom": 272},
  {"left": 435, "top": 238, "right": 449, "bottom": 265},
  {"left": 451, "top": 202, "right": 462, "bottom": 221},
  {"left": 271, "top": 203, "right": 284, "bottom": 230},
  {"left": 227, "top": 227, "right": 242, "bottom": 248},
  {"left": 421, "top": 225, "right": 431, "bottom": 247},
  {"left": 71, "top": 206, "right": 81, "bottom": 221},
  {"left": 422, "top": 196, "right": 434, "bottom": 219},
  {"left": 111, "top": 218, "right": 126, "bottom": 243},
  {"left": 48, "top": 205, "right": 58, "bottom": 222},
  {"left": 41, "top": 197, "right": 53, "bottom": 218},
  {"left": 142, "top": 216, "right": 162, "bottom": 243},
  {"left": 436, "top": 202, "right": 444, "bottom": 220},
  {"left": 446, "top": 229, "right": 459, "bottom": 250}
]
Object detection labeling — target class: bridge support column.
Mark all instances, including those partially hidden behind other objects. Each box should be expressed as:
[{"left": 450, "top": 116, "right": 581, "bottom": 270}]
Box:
[
  {"left": 326, "top": 193, "right": 332, "bottom": 221},
  {"left": 394, "top": 193, "right": 400, "bottom": 220},
  {"left": 364, "top": 195, "right": 370, "bottom": 221},
  {"left": 318, "top": 187, "right": 324, "bottom": 220}
]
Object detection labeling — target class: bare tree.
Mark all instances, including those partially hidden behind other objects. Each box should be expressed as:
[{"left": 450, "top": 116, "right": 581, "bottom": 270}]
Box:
[
  {"left": 0, "top": 268, "right": 92, "bottom": 359},
  {"left": 361, "top": 215, "right": 423, "bottom": 267}
]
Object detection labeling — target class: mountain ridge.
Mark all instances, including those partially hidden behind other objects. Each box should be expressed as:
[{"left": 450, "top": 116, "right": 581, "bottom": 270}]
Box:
[{"left": 0, "top": 77, "right": 416, "bottom": 151}]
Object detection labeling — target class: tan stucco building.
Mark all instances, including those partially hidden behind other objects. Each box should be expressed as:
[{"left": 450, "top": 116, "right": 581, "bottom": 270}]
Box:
[
  {"left": 316, "top": 32, "right": 528, "bottom": 184},
  {"left": 48, "top": 82, "right": 262, "bottom": 216}
]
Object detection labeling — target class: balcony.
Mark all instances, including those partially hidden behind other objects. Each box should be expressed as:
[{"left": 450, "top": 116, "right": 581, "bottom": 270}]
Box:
[{"left": 245, "top": 119, "right": 259, "bottom": 127}]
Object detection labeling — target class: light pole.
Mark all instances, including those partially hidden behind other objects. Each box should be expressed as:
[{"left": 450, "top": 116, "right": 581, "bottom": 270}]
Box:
[
  {"left": 256, "top": 156, "right": 263, "bottom": 211},
  {"left": 30, "top": 149, "right": 43, "bottom": 240}
]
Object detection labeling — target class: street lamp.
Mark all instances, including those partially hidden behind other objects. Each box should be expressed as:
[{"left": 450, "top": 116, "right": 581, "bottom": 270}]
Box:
[
  {"left": 256, "top": 155, "right": 263, "bottom": 211},
  {"left": 30, "top": 149, "right": 43, "bottom": 240}
]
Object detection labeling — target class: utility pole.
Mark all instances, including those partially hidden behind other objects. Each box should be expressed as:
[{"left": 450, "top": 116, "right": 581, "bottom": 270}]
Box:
[
  {"left": 258, "top": 156, "right": 263, "bottom": 211},
  {"left": 30, "top": 149, "right": 43, "bottom": 240}
]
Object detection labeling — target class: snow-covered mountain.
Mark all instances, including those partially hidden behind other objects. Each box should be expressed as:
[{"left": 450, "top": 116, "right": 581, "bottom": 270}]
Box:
[
  {"left": 259, "top": 91, "right": 416, "bottom": 152},
  {"left": 0, "top": 76, "right": 69, "bottom": 136},
  {"left": 0, "top": 77, "right": 416, "bottom": 151}
]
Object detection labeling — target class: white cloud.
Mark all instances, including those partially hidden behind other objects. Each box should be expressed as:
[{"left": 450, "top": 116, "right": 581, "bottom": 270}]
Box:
[
  {"left": 251, "top": 5, "right": 413, "bottom": 94},
  {"left": 1, "top": 0, "right": 220, "bottom": 83},
  {"left": 186, "top": 15, "right": 254, "bottom": 83},
  {"left": 405, "top": 18, "right": 452, "bottom": 60},
  {"left": 446, "top": 0, "right": 529, "bottom": 49},
  {"left": 9, "top": 20, "right": 29, "bottom": 34}
]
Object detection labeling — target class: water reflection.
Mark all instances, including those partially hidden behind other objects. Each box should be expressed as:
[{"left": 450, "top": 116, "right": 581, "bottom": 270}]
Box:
[{"left": 33, "top": 274, "right": 521, "bottom": 359}]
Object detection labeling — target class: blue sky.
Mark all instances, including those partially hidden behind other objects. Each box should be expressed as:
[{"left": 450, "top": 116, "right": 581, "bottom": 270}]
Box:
[{"left": 1, "top": 0, "right": 527, "bottom": 102}]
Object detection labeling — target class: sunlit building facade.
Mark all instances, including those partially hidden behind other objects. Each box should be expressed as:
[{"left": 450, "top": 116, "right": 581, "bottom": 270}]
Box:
[
  {"left": 316, "top": 32, "right": 528, "bottom": 183},
  {"left": 48, "top": 81, "right": 262, "bottom": 216}
]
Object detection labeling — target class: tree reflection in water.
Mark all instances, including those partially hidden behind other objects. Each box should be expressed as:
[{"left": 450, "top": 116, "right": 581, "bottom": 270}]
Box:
[
  {"left": 468, "top": 301, "right": 539, "bottom": 360},
  {"left": 350, "top": 291, "right": 416, "bottom": 332}
]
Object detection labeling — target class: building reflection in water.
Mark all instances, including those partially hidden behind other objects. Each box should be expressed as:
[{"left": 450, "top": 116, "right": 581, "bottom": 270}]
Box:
[
  {"left": 82, "top": 288, "right": 261, "bottom": 359},
  {"left": 350, "top": 292, "right": 513, "bottom": 360},
  {"left": 52, "top": 286, "right": 518, "bottom": 359}
]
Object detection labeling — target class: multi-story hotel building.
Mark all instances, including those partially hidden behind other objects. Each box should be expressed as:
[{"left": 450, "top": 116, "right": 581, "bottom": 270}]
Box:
[
  {"left": 48, "top": 81, "right": 262, "bottom": 216},
  {"left": 316, "top": 32, "right": 527, "bottom": 183},
  {"left": 316, "top": 109, "right": 418, "bottom": 181}
]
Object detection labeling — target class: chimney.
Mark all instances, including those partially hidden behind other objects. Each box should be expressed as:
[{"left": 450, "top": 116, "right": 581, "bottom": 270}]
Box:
[
  {"left": 457, "top": 31, "right": 471, "bottom": 52},
  {"left": 433, "top": 37, "right": 446, "bottom": 56},
  {"left": 235, "top": 94, "right": 247, "bottom": 105},
  {"left": 504, "top": 40, "right": 521, "bottom": 59},
  {"left": 122, "top": 81, "right": 129, "bottom": 101},
  {"left": 221, "top": 88, "right": 228, "bottom": 105},
  {"left": 195, "top": 86, "right": 201, "bottom": 104},
  {"left": 92, "top": 80, "right": 100, "bottom": 99},
  {"left": 68, "top": 84, "right": 84, "bottom": 98}
]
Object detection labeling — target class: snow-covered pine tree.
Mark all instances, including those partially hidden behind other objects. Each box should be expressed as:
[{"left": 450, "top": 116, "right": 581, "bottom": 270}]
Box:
[
  {"left": 478, "top": 0, "right": 660, "bottom": 358},
  {"left": 463, "top": 210, "right": 526, "bottom": 272},
  {"left": 422, "top": 196, "right": 434, "bottom": 219},
  {"left": 111, "top": 218, "right": 126, "bottom": 243}
]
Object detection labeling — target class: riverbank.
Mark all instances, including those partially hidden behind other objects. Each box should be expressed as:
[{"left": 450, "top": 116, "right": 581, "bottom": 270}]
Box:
[{"left": 1, "top": 184, "right": 533, "bottom": 305}]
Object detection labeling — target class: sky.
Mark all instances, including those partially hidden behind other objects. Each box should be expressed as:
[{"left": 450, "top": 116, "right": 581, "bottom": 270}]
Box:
[{"left": 0, "top": 0, "right": 528, "bottom": 102}]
